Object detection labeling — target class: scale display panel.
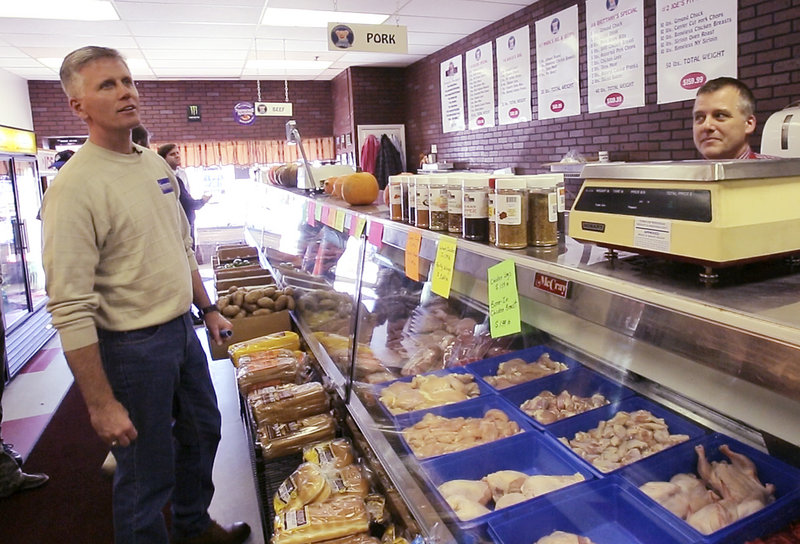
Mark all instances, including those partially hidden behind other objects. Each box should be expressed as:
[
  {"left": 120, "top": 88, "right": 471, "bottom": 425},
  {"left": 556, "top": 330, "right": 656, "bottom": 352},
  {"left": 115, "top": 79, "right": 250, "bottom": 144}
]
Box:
[{"left": 573, "top": 187, "right": 712, "bottom": 222}]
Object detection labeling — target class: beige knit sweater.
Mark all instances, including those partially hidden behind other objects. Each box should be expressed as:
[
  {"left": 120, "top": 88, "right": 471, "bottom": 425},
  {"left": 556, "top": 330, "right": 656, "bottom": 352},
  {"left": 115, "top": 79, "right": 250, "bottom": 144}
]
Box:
[{"left": 42, "top": 141, "right": 199, "bottom": 351}]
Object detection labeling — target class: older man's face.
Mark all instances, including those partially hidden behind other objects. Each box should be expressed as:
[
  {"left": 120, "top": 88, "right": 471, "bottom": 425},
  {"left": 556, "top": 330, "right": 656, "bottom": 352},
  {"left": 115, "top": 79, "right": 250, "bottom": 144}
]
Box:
[{"left": 692, "top": 86, "right": 755, "bottom": 160}]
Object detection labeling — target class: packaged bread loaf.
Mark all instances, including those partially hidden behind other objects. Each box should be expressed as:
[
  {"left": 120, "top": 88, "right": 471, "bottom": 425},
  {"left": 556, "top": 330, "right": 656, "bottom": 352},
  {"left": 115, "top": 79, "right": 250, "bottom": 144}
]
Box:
[
  {"left": 236, "top": 349, "right": 305, "bottom": 392},
  {"left": 327, "top": 464, "right": 369, "bottom": 498},
  {"left": 315, "top": 534, "right": 380, "bottom": 544},
  {"left": 274, "top": 462, "right": 332, "bottom": 515},
  {"left": 303, "top": 437, "right": 355, "bottom": 470},
  {"left": 248, "top": 382, "right": 329, "bottom": 425},
  {"left": 228, "top": 330, "right": 300, "bottom": 366},
  {"left": 272, "top": 496, "right": 370, "bottom": 544},
  {"left": 257, "top": 413, "right": 336, "bottom": 459}
]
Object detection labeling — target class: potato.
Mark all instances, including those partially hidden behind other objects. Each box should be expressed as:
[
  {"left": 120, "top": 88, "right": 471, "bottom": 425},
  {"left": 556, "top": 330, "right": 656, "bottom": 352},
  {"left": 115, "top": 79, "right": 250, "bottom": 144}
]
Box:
[
  {"left": 244, "top": 290, "right": 264, "bottom": 303},
  {"left": 227, "top": 286, "right": 239, "bottom": 294},
  {"left": 217, "top": 295, "right": 230, "bottom": 311},
  {"left": 256, "top": 297, "right": 275, "bottom": 309},
  {"left": 263, "top": 286, "right": 277, "bottom": 299},
  {"left": 232, "top": 291, "right": 245, "bottom": 307},
  {"left": 242, "top": 302, "right": 259, "bottom": 313},
  {"left": 271, "top": 289, "right": 284, "bottom": 300},
  {"left": 221, "top": 305, "right": 240, "bottom": 317},
  {"left": 283, "top": 286, "right": 295, "bottom": 296},
  {"left": 286, "top": 296, "right": 296, "bottom": 311},
  {"left": 252, "top": 308, "right": 273, "bottom": 316},
  {"left": 274, "top": 294, "right": 289, "bottom": 311},
  {"left": 234, "top": 310, "right": 246, "bottom": 319}
]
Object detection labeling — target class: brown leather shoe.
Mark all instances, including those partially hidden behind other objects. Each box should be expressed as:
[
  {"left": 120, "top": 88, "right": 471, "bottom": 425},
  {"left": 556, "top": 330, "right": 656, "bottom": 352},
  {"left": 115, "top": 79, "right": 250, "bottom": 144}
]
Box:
[{"left": 173, "top": 521, "right": 251, "bottom": 544}]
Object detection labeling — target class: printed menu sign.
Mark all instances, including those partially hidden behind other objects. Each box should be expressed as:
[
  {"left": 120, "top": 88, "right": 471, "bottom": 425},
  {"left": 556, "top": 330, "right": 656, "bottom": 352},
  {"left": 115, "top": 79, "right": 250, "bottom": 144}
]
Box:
[
  {"left": 536, "top": 5, "right": 581, "bottom": 120},
  {"left": 496, "top": 26, "right": 532, "bottom": 125},
  {"left": 656, "top": 0, "right": 737, "bottom": 104},
  {"left": 440, "top": 55, "right": 466, "bottom": 133},
  {"left": 586, "top": 0, "right": 645, "bottom": 113},
  {"left": 466, "top": 42, "right": 496, "bottom": 130}
]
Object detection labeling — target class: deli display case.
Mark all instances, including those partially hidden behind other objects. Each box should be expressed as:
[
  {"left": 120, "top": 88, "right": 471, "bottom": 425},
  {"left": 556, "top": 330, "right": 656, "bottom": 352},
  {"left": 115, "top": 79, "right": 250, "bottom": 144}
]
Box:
[{"left": 244, "top": 182, "right": 800, "bottom": 544}]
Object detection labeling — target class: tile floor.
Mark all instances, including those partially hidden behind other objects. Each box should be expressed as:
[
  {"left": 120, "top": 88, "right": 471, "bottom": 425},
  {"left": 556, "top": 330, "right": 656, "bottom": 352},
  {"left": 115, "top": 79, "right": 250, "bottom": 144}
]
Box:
[{"left": 0, "top": 267, "right": 266, "bottom": 543}]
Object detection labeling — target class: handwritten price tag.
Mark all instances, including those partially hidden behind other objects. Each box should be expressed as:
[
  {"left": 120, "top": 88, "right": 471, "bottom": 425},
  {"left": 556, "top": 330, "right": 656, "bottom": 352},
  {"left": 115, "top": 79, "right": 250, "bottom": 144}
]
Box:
[
  {"left": 351, "top": 217, "right": 366, "bottom": 237},
  {"left": 405, "top": 231, "right": 422, "bottom": 281},
  {"left": 430, "top": 236, "right": 458, "bottom": 298},
  {"left": 334, "top": 209, "right": 346, "bottom": 232},
  {"left": 367, "top": 221, "right": 383, "bottom": 247},
  {"left": 487, "top": 259, "right": 521, "bottom": 338}
]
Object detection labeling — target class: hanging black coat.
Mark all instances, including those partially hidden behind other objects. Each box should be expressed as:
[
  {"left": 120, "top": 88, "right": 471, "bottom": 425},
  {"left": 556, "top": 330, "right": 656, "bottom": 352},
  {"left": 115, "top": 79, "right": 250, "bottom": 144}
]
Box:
[{"left": 374, "top": 134, "right": 403, "bottom": 189}]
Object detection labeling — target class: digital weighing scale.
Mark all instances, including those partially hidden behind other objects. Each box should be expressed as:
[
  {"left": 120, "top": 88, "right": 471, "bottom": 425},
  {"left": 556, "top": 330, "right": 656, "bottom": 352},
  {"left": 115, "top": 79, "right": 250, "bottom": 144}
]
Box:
[{"left": 568, "top": 159, "right": 800, "bottom": 282}]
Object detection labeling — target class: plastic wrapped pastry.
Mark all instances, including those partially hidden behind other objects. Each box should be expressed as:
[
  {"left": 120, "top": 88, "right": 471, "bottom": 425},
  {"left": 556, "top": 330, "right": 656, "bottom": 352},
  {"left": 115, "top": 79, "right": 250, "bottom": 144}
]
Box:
[
  {"left": 257, "top": 413, "right": 336, "bottom": 459},
  {"left": 228, "top": 330, "right": 300, "bottom": 366},
  {"left": 303, "top": 437, "right": 356, "bottom": 470},
  {"left": 236, "top": 349, "right": 305, "bottom": 392},
  {"left": 247, "top": 382, "right": 328, "bottom": 425},
  {"left": 272, "top": 496, "right": 370, "bottom": 544}
]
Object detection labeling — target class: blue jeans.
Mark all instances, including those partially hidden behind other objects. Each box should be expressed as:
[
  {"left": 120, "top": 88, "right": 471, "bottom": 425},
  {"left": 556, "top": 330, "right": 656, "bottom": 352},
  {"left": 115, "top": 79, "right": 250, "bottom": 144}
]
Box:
[{"left": 98, "top": 313, "right": 222, "bottom": 544}]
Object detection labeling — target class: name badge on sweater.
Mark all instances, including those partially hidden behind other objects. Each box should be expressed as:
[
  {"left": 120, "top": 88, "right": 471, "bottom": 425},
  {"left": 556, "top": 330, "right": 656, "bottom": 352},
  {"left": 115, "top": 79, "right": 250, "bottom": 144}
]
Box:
[{"left": 157, "top": 178, "right": 174, "bottom": 194}]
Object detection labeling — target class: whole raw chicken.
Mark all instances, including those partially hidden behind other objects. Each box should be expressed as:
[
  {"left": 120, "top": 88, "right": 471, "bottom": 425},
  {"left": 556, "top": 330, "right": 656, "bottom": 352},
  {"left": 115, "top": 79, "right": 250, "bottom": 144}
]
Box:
[{"left": 695, "top": 444, "right": 775, "bottom": 505}]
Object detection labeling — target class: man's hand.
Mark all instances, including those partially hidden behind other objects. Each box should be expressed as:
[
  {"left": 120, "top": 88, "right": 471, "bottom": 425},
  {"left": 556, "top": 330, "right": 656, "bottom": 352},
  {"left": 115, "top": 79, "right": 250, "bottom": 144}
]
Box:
[
  {"left": 204, "top": 311, "right": 233, "bottom": 345},
  {"left": 89, "top": 399, "right": 138, "bottom": 447}
]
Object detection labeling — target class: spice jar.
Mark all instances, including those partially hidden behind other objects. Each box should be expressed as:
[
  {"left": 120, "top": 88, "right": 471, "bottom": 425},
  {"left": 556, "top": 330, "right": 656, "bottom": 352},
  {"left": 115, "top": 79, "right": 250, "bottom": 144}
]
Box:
[
  {"left": 406, "top": 176, "right": 416, "bottom": 225},
  {"left": 527, "top": 178, "right": 558, "bottom": 247},
  {"left": 462, "top": 176, "right": 490, "bottom": 242},
  {"left": 388, "top": 175, "right": 403, "bottom": 221},
  {"left": 428, "top": 175, "right": 448, "bottom": 231},
  {"left": 447, "top": 176, "right": 463, "bottom": 235},
  {"left": 487, "top": 177, "right": 497, "bottom": 245},
  {"left": 414, "top": 176, "right": 430, "bottom": 229},
  {"left": 495, "top": 178, "right": 528, "bottom": 249},
  {"left": 555, "top": 176, "right": 566, "bottom": 238}
]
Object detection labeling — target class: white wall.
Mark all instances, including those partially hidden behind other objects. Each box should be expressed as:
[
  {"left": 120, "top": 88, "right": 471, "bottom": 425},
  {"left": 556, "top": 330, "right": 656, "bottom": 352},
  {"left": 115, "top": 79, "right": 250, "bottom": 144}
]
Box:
[{"left": 0, "top": 68, "right": 33, "bottom": 131}]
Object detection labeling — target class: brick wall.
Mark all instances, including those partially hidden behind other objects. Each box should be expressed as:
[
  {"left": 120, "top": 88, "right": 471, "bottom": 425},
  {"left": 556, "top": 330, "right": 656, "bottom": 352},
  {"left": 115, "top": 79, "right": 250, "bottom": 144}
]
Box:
[
  {"left": 404, "top": 0, "right": 800, "bottom": 173},
  {"left": 28, "top": 79, "right": 333, "bottom": 147},
  {"left": 350, "top": 67, "right": 406, "bottom": 127}
]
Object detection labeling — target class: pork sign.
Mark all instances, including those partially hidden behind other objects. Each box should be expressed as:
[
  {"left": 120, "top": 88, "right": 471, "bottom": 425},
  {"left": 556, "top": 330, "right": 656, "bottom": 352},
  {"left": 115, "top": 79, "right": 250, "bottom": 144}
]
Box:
[{"left": 327, "top": 22, "right": 408, "bottom": 54}]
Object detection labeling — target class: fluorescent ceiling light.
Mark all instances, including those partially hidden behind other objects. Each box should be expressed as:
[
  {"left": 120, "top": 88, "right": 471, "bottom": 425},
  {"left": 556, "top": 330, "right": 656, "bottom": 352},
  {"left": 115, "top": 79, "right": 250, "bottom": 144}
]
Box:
[
  {"left": 0, "top": 0, "right": 119, "bottom": 21},
  {"left": 246, "top": 59, "right": 332, "bottom": 70},
  {"left": 261, "top": 8, "right": 387, "bottom": 28}
]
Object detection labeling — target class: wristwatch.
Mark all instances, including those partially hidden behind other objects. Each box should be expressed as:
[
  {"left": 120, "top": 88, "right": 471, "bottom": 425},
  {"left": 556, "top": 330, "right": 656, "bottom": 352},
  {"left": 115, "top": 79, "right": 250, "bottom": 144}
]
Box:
[{"left": 199, "top": 304, "right": 219, "bottom": 318}]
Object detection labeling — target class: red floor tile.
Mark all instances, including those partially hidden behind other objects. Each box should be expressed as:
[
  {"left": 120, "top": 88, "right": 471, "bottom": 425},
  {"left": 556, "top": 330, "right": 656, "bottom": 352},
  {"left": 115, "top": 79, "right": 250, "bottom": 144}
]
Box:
[
  {"left": 2, "top": 413, "right": 53, "bottom": 461},
  {"left": 18, "top": 348, "right": 60, "bottom": 374}
]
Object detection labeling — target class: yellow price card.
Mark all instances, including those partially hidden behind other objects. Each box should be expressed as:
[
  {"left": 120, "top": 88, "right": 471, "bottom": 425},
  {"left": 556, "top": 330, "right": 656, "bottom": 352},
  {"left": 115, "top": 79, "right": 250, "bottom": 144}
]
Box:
[
  {"left": 334, "top": 210, "right": 346, "bottom": 231},
  {"left": 405, "top": 231, "right": 422, "bottom": 281},
  {"left": 487, "top": 259, "right": 521, "bottom": 338},
  {"left": 352, "top": 217, "right": 367, "bottom": 237},
  {"left": 430, "top": 236, "right": 457, "bottom": 298}
]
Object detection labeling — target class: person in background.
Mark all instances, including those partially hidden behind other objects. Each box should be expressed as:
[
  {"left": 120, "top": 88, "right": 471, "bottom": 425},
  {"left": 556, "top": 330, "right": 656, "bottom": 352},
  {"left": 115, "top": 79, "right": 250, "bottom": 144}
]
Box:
[
  {"left": 157, "top": 144, "right": 211, "bottom": 250},
  {"left": 41, "top": 46, "right": 248, "bottom": 544},
  {"left": 52, "top": 149, "right": 75, "bottom": 170},
  {"left": 693, "top": 77, "right": 773, "bottom": 160},
  {"left": 131, "top": 124, "right": 149, "bottom": 148},
  {"left": 0, "top": 357, "right": 49, "bottom": 498}
]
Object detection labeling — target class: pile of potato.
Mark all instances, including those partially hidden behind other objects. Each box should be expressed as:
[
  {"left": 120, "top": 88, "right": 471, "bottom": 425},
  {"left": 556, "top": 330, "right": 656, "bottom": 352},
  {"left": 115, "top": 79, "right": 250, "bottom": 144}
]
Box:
[{"left": 217, "top": 285, "right": 296, "bottom": 319}]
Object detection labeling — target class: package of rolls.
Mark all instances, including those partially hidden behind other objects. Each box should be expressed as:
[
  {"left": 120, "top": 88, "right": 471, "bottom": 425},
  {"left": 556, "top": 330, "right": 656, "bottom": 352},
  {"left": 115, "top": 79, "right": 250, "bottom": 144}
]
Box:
[
  {"left": 247, "top": 382, "right": 329, "bottom": 426},
  {"left": 228, "top": 330, "right": 301, "bottom": 367},
  {"left": 257, "top": 413, "right": 337, "bottom": 459},
  {"left": 271, "top": 495, "right": 370, "bottom": 544},
  {"left": 236, "top": 348, "right": 309, "bottom": 393}
]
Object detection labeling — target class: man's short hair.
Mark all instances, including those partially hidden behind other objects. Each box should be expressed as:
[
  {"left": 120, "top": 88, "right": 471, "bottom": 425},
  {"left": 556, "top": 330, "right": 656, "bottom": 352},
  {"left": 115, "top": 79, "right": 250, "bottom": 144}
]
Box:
[
  {"left": 157, "top": 143, "right": 178, "bottom": 159},
  {"left": 59, "top": 46, "right": 128, "bottom": 98},
  {"left": 696, "top": 77, "right": 756, "bottom": 117}
]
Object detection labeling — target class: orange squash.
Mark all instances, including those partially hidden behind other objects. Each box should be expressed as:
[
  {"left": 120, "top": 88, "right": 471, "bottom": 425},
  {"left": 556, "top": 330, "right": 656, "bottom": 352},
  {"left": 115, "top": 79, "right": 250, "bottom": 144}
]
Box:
[
  {"left": 323, "top": 176, "right": 338, "bottom": 195},
  {"left": 341, "top": 172, "right": 379, "bottom": 206},
  {"left": 332, "top": 177, "right": 346, "bottom": 199}
]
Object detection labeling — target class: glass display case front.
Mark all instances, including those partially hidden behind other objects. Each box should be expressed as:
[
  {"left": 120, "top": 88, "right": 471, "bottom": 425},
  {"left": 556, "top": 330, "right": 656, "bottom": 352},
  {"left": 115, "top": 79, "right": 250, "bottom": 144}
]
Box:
[{"left": 248, "top": 184, "right": 800, "bottom": 544}]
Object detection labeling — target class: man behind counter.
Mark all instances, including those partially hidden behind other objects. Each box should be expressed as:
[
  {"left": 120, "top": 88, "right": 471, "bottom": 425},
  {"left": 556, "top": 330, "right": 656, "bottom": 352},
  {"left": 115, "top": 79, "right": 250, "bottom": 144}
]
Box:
[{"left": 692, "top": 77, "right": 773, "bottom": 160}]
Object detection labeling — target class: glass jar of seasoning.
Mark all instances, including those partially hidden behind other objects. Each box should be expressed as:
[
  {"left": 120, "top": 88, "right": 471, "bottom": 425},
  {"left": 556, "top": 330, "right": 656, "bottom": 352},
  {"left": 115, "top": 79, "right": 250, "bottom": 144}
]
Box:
[
  {"left": 495, "top": 178, "right": 528, "bottom": 249},
  {"left": 447, "top": 176, "right": 463, "bottom": 235},
  {"left": 400, "top": 175, "right": 411, "bottom": 223},
  {"left": 487, "top": 177, "right": 497, "bottom": 245},
  {"left": 414, "top": 176, "right": 430, "bottom": 229},
  {"left": 428, "top": 175, "right": 449, "bottom": 231},
  {"left": 527, "top": 178, "right": 558, "bottom": 247},
  {"left": 388, "top": 175, "right": 403, "bottom": 221},
  {"left": 555, "top": 176, "right": 566, "bottom": 238},
  {"left": 406, "top": 175, "right": 416, "bottom": 225},
  {"left": 462, "top": 176, "right": 490, "bottom": 242}
]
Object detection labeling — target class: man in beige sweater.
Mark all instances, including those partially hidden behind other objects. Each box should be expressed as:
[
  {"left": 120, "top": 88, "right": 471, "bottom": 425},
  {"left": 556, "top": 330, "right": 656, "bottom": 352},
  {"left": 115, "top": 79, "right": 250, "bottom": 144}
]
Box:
[{"left": 41, "top": 46, "right": 249, "bottom": 544}]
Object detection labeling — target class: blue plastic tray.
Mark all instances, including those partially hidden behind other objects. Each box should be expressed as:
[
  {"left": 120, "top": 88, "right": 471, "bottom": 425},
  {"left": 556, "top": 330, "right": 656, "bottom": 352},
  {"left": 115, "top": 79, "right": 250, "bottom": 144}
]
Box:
[
  {"left": 375, "top": 368, "right": 495, "bottom": 421},
  {"left": 545, "top": 395, "right": 708, "bottom": 476},
  {"left": 465, "top": 345, "right": 579, "bottom": 391},
  {"left": 487, "top": 476, "right": 697, "bottom": 544},
  {"left": 418, "top": 432, "right": 596, "bottom": 531},
  {"left": 617, "top": 433, "right": 800, "bottom": 544},
  {"left": 498, "top": 366, "right": 636, "bottom": 431},
  {"left": 394, "top": 395, "right": 534, "bottom": 460}
]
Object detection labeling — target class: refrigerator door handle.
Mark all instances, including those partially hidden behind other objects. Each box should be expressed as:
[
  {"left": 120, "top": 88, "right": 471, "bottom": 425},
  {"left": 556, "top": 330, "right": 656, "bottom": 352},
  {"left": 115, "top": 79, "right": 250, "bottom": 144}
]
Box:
[{"left": 19, "top": 220, "right": 29, "bottom": 251}]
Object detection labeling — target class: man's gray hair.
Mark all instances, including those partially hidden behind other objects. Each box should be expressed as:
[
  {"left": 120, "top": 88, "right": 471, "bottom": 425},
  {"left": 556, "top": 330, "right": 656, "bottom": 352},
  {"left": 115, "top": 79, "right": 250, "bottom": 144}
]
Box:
[{"left": 59, "top": 46, "right": 128, "bottom": 97}]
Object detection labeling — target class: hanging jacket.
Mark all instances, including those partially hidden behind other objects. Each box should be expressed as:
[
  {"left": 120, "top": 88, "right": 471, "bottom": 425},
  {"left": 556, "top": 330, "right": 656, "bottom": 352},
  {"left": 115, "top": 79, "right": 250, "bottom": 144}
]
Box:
[
  {"left": 360, "top": 134, "right": 380, "bottom": 174},
  {"left": 374, "top": 134, "right": 404, "bottom": 190}
]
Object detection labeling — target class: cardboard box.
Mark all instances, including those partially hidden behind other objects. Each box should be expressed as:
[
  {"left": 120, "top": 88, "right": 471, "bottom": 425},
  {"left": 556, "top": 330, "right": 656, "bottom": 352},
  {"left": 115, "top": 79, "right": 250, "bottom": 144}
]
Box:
[
  {"left": 216, "top": 245, "right": 258, "bottom": 262},
  {"left": 215, "top": 275, "right": 275, "bottom": 293},
  {"left": 214, "top": 265, "right": 266, "bottom": 280},
  {"left": 207, "top": 309, "right": 291, "bottom": 360}
]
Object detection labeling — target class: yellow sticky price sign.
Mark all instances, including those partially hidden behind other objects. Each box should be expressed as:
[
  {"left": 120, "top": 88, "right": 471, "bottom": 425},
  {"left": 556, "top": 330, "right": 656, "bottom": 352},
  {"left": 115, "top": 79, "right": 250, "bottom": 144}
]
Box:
[
  {"left": 487, "top": 259, "right": 521, "bottom": 338},
  {"left": 334, "top": 210, "right": 346, "bottom": 232},
  {"left": 405, "top": 231, "right": 422, "bottom": 281},
  {"left": 430, "top": 236, "right": 457, "bottom": 298},
  {"left": 354, "top": 217, "right": 367, "bottom": 237}
]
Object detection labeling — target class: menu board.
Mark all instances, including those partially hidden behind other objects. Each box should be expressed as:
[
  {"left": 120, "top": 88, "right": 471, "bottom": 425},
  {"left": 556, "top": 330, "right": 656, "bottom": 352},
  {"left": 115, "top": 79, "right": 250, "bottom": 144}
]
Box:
[
  {"left": 586, "top": 0, "right": 645, "bottom": 113},
  {"left": 656, "top": 0, "right": 737, "bottom": 104},
  {"left": 440, "top": 55, "right": 466, "bottom": 133},
  {"left": 496, "top": 26, "right": 532, "bottom": 125},
  {"left": 536, "top": 5, "right": 581, "bottom": 120},
  {"left": 466, "top": 42, "right": 496, "bottom": 130}
]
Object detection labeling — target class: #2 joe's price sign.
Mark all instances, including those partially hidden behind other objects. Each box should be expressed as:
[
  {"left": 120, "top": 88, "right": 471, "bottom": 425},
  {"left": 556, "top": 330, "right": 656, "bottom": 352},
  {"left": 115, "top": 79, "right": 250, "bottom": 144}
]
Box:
[{"left": 487, "top": 259, "right": 521, "bottom": 338}]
